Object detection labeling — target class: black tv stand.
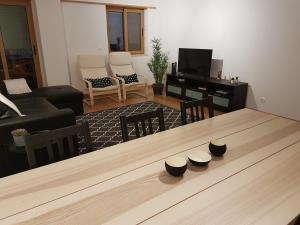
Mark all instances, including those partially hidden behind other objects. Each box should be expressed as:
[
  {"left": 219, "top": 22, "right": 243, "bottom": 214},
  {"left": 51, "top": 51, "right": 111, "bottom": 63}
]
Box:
[{"left": 166, "top": 73, "right": 248, "bottom": 112}]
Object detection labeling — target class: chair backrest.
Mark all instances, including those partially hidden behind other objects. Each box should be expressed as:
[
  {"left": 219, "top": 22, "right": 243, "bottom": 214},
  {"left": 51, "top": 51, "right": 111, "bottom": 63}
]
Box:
[
  {"left": 120, "top": 108, "right": 165, "bottom": 142},
  {"left": 180, "top": 96, "right": 214, "bottom": 125},
  {"left": 24, "top": 122, "right": 92, "bottom": 169},
  {"left": 79, "top": 55, "right": 108, "bottom": 79},
  {"left": 109, "top": 52, "right": 135, "bottom": 76}
]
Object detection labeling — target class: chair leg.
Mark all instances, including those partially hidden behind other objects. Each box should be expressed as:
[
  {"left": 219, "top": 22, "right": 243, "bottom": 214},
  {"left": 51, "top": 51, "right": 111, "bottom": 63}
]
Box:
[
  {"left": 89, "top": 89, "right": 94, "bottom": 106},
  {"left": 117, "top": 87, "right": 122, "bottom": 103},
  {"left": 122, "top": 86, "right": 126, "bottom": 103},
  {"left": 145, "top": 84, "right": 149, "bottom": 98}
]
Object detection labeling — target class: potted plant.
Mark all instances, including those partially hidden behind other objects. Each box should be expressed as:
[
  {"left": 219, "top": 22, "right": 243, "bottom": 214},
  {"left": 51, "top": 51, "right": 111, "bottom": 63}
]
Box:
[
  {"left": 11, "top": 128, "right": 28, "bottom": 147},
  {"left": 148, "top": 38, "right": 169, "bottom": 95}
]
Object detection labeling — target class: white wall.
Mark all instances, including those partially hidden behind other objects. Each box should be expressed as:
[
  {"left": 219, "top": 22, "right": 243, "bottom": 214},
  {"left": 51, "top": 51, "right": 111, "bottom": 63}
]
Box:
[
  {"left": 62, "top": 3, "right": 108, "bottom": 91},
  {"left": 158, "top": 0, "right": 300, "bottom": 121},
  {"left": 33, "top": 0, "right": 70, "bottom": 86},
  {"left": 62, "top": 1, "right": 159, "bottom": 91},
  {"left": 32, "top": 0, "right": 300, "bottom": 120}
]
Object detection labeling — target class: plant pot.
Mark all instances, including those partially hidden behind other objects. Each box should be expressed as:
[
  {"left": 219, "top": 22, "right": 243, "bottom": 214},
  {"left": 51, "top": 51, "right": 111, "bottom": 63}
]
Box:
[
  {"left": 13, "top": 135, "right": 25, "bottom": 147},
  {"left": 152, "top": 83, "right": 164, "bottom": 95}
]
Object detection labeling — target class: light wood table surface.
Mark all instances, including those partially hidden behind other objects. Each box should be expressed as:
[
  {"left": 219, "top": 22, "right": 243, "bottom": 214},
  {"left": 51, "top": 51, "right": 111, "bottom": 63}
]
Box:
[{"left": 0, "top": 108, "right": 299, "bottom": 225}]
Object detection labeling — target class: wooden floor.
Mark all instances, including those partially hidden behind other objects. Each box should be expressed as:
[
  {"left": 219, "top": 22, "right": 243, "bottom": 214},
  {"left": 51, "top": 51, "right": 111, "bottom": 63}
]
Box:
[{"left": 84, "top": 87, "right": 224, "bottom": 117}]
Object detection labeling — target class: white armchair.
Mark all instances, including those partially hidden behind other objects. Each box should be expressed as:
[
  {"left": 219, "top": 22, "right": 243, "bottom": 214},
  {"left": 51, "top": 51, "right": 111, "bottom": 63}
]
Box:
[
  {"left": 109, "top": 52, "right": 148, "bottom": 102},
  {"left": 79, "top": 55, "right": 121, "bottom": 106}
]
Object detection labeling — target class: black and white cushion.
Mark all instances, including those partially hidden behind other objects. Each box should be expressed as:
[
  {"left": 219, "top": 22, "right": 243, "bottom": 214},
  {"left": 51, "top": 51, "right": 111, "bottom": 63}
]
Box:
[
  {"left": 86, "top": 77, "right": 113, "bottom": 88},
  {"left": 116, "top": 73, "right": 139, "bottom": 84}
]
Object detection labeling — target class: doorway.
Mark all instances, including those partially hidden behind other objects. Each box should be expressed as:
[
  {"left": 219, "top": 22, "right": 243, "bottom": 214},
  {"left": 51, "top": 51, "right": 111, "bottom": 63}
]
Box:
[{"left": 0, "top": 0, "right": 42, "bottom": 88}]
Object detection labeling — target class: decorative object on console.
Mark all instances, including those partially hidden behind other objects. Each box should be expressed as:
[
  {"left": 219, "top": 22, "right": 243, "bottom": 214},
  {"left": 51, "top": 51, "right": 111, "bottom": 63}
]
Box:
[
  {"left": 3, "top": 78, "right": 32, "bottom": 95},
  {"left": 148, "top": 38, "right": 169, "bottom": 95},
  {"left": 116, "top": 73, "right": 139, "bottom": 84}
]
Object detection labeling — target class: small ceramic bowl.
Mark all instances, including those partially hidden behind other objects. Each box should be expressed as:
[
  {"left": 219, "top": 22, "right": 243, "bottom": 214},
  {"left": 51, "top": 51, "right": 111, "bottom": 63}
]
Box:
[
  {"left": 188, "top": 151, "right": 212, "bottom": 166},
  {"left": 209, "top": 140, "right": 227, "bottom": 157},
  {"left": 165, "top": 156, "right": 187, "bottom": 176}
]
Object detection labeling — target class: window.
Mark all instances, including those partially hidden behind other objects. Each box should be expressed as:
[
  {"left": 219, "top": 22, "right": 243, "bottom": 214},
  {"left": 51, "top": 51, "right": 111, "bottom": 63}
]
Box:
[{"left": 107, "top": 6, "right": 144, "bottom": 54}]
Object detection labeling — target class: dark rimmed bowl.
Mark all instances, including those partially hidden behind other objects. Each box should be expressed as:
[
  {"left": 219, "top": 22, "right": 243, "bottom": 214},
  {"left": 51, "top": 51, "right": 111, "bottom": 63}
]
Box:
[
  {"left": 209, "top": 140, "right": 227, "bottom": 157},
  {"left": 165, "top": 156, "right": 187, "bottom": 177},
  {"left": 188, "top": 151, "right": 212, "bottom": 167}
]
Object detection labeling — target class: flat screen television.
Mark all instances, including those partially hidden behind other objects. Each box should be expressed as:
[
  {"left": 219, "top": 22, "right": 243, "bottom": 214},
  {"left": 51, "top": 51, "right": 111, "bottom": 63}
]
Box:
[{"left": 178, "top": 48, "right": 213, "bottom": 77}]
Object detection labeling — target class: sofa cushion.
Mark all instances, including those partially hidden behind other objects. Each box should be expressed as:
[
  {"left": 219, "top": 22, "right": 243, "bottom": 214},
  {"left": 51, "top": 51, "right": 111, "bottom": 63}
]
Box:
[
  {"left": 14, "top": 98, "right": 58, "bottom": 115},
  {"left": 7, "top": 85, "right": 83, "bottom": 103}
]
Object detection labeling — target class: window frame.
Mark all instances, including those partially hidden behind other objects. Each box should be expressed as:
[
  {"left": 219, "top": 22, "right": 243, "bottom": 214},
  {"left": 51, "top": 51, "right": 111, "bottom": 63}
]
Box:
[{"left": 106, "top": 6, "right": 144, "bottom": 55}]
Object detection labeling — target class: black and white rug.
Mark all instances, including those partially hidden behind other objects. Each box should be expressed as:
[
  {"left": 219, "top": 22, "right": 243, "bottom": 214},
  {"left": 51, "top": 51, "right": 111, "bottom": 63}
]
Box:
[{"left": 76, "top": 101, "right": 185, "bottom": 151}]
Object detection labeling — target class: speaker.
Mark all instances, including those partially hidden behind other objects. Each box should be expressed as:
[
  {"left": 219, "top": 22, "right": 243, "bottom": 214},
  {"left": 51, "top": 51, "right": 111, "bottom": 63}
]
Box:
[{"left": 171, "top": 62, "right": 177, "bottom": 74}]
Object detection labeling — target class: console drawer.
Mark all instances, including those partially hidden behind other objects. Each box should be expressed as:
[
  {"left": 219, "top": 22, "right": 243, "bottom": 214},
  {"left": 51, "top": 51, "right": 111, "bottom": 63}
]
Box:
[{"left": 186, "top": 89, "right": 203, "bottom": 100}]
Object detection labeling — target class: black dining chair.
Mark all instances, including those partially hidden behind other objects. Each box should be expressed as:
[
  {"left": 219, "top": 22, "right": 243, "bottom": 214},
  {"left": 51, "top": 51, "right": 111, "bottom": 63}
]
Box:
[
  {"left": 180, "top": 96, "right": 214, "bottom": 125},
  {"left": 24, "top": 121, "right": 92, "bottom": 169},
  {"left": 120, "top": 108, "right": 165, "bottom": 142}
]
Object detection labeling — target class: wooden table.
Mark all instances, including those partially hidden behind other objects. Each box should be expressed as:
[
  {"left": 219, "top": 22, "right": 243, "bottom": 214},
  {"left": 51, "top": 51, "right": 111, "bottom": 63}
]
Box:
[{"left": 0, "top": 108, "right": 299, "bottom": 225}]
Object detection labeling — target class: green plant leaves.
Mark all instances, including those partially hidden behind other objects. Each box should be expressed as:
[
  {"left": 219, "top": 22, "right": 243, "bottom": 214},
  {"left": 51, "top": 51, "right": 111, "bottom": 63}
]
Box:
[{"left": 147, "top": 38, "right": 169, "bottom": 84}]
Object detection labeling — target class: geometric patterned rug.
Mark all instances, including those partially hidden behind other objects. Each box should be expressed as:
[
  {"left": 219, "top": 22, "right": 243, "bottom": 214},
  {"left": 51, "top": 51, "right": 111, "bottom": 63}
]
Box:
[{"left": 76, "top": 101, "right": 186, "bottom": 151}]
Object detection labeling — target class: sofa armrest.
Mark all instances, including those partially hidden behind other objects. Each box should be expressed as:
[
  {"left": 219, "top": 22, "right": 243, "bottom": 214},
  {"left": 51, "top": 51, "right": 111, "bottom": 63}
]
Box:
[{"left": 0, "top": 109, "right": 76, "bottom": 144}]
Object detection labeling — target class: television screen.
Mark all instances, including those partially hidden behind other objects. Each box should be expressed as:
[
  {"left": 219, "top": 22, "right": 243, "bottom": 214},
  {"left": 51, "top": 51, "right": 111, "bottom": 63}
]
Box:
[{"left": 178, "top": 48, "right": 213, "bottom": 77}]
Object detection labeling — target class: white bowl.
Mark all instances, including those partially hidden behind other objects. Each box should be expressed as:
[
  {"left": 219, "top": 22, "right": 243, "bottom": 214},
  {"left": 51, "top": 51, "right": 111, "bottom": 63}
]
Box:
[
  {"left": 165, "top": 156, "right": 187, "bottom": 176},
  {"left": 188, "top": 151, "right": 212, "bottom": 166}
]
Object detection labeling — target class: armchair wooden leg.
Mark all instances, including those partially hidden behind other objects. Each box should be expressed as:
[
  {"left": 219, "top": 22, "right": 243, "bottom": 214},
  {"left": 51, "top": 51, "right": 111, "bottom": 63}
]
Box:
[
  {"left": 122, "top": 86, "right": 126, "bottom": 103},
  {"left": 117, "top": 88, "right": 122, "bottom": 103},
  {"left": 89, "top": 89, "right": 94, "bottom": 106},
  {"left": 145, "top": 84, "right": 149, "bottom": 98}
]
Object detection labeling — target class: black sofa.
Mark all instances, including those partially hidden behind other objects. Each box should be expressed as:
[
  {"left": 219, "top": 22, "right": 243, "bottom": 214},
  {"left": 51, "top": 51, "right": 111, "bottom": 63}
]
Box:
[
  {"left": 1, "top": 84, "right": 84, "bottom": 116},
  {"left": 0, "top": 83, "right": 84, "bottom": 177}
]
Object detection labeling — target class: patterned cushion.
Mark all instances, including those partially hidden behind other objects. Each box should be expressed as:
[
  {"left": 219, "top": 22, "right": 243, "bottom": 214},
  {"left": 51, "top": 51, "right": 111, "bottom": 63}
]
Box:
[
  {"left": 86, "top": 77, "right": 113, "bottom": 88},
  {"left": 116, "top": 73, "right": 139, "bottom": 84}
]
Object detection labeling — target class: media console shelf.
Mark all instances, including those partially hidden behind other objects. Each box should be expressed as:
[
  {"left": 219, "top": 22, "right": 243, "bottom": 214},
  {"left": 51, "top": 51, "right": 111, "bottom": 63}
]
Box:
[{"left": 166, "top": 73, "right": 248, "bottom": 112}]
